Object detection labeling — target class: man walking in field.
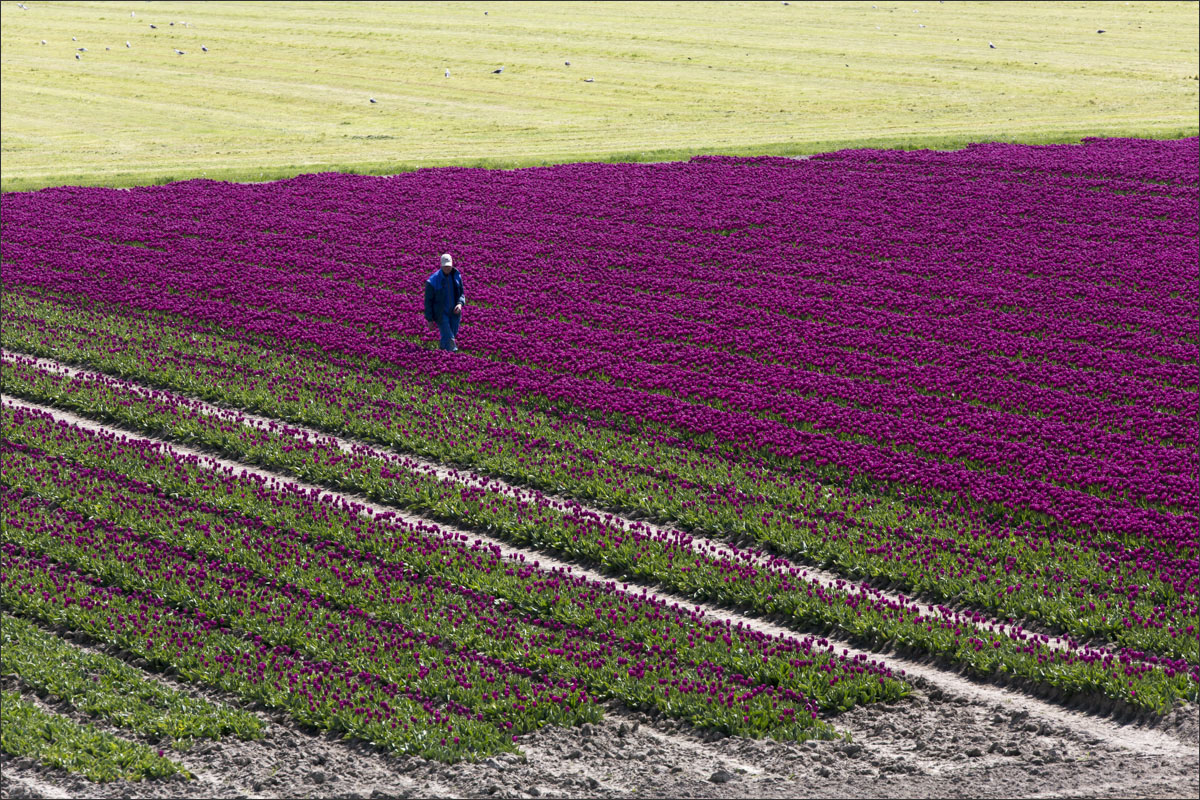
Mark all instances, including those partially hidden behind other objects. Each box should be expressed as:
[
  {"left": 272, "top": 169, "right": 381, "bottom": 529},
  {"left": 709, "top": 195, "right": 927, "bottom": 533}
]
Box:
[{"left": 424, "top": 253, "right": 465, "bottom": 352}]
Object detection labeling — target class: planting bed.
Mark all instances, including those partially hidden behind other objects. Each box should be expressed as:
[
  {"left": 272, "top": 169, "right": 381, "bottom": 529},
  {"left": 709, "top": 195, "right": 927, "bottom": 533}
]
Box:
[{"left": 0, "top": 137, "right": 1196, "bottom": 797}]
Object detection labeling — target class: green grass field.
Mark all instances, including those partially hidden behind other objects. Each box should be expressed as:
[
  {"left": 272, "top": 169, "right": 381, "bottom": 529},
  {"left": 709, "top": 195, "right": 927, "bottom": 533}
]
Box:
[{"left": 1, "top": 0, "right": 1197, "bottom": 190}]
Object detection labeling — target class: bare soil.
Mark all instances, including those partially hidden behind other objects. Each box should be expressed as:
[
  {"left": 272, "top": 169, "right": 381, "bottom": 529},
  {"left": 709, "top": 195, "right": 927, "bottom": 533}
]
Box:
[{"left": 3, "top": 685, "right": 1196, "bottom": 799}]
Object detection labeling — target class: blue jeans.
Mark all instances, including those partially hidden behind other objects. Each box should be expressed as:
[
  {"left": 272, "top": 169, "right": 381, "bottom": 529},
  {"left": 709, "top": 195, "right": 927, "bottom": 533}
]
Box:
[{"left": 437, "top": 313, "right": 460, "bottom": 351}]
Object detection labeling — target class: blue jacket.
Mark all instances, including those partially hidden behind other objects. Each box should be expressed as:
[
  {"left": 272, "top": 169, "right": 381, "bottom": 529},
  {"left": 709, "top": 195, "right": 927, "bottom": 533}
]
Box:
[{"left": 424, "top": 268, "right": 465, "bottom": 322}]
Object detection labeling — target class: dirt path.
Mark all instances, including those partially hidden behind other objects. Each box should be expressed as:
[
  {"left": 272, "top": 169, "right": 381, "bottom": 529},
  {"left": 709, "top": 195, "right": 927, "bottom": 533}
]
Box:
[{"left": 2, "top": 393, "right": 1196, "bottom": 799}]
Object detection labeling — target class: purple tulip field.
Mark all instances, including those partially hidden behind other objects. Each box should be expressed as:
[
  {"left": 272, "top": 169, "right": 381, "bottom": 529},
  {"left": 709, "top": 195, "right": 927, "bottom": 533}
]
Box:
[{"left": 1, "top": 137, "right": 1198, "bottom": 768}]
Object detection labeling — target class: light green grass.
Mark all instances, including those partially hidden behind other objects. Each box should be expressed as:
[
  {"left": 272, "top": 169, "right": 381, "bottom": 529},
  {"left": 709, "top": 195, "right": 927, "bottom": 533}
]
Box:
[{"left": 1, "top": 0, "right": 1197, "bottom": 190}]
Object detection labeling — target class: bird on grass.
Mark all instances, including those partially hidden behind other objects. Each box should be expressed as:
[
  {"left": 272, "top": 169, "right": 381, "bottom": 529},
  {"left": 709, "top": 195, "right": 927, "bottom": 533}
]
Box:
[
  {"left": 149, "top": 24, "right": 156, "bottom": 29},
  {"left": 174, "top": 48, "right": 185, "bottom": 55},
  {"left": 564, "top": 61, "right": 570, "bottom": 66},
  {"left": 583, "top": 77, "right": 594, "bottom": 82},
  {"left": 201, "top": 45, "right": 208, "bottom": 52},
  {"left": 492, "top": 67, "right": 504, "bottom": 73},
  {"left": 77, "top": 47, "right": 86, "bottom": 51},
  {"left": 131, "top": 11, "right": 135, "bottom": 16},
  {"left": 18, "top": 2, "right": 28, "bottom": 9},
  {"left": 105, "top": 46, "right": 110, "bottom": 50},
  {"left": 72, "top": 36, "right": 77, "bottom": 41},
  {"left": 40, "top": 39, "right": 46, "bottom": 44},
  {"left": 369, "top": 97, "right": 377, "bottom": 103},
  {"left": 75, "top": 53, "right": 80, "bottom": 59},
  {"left": 444, "top": 68, "right": 450, "bottom": 77},
  {"left": 125, "top": 41, "right": 131, "bottom": 47},
  {"left": 989, "top": 41, "right": 996, "bottom": 48},
  {"left": 1097, "top": 29, "right": 1106, "bottom": 33}
]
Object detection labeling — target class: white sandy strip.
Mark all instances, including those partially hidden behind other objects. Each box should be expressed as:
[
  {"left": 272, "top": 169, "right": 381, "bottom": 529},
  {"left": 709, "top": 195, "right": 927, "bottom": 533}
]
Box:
[
  {"left": 0, "top": 351, "right": 1091, "bottom": 657},
  {"left": 1, "top": 393, "right": 1192, "bottom": 759}
]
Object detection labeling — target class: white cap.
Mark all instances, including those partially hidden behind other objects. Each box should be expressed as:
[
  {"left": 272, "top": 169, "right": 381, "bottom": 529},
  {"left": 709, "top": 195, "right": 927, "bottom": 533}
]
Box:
[{"left": 440, "top": 253, "right": 453, "bottom": 268}]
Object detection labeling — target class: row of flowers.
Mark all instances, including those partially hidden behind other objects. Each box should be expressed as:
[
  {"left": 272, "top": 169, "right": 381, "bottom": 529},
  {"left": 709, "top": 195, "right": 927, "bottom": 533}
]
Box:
[
  {"left": 2, "top": 366, "right": 1195, "bottom": 711},
  {"left": 2, "top": 231, "right": 1194, "bottom": 529},
  {"left": 3, "top": 406, "right": 922, "bottom": 752},
  {"left": 2, "top": 321, "right": 1194, "bottom": 668}
]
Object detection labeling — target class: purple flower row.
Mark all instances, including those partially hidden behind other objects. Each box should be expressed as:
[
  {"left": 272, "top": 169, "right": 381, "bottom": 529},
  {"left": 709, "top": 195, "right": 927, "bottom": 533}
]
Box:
[
  {"left": 3, "top": 350, "right": 1194, "bottom": 665},
  {"left": 3, "top": 382, "right": 1194, "bottom": 711},
  {"left": 2, "top": 407, "right": 907, "bottom": 734},
  {"left": 1, "top": 139, "right": 1194, "bottom": 544}
]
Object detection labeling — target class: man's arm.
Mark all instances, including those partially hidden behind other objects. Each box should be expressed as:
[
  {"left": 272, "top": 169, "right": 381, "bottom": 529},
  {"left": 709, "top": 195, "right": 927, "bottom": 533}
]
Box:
[{"left": 423, "top": 280, "right": 436, "bottom": 321}]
